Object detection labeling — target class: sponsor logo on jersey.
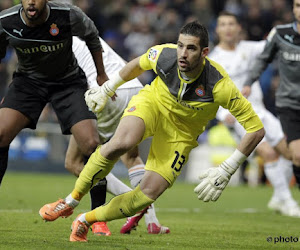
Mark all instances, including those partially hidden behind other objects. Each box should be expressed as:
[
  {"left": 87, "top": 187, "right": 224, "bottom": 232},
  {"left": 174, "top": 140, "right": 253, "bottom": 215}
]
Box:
[
  {"left": 283, "top": 51, "right": 300, "bottom": 61},
  {"left": 50, "top": 23, "right": 59, "bottom": 36},
  {"left": 13, "top": 28, "right": 23, "bottom": 37},
  {"left": 159, "top": 68, "right": 170, "bottom": 78},
  {"left": 148, "top": 48, "right": 158, "bottom": 61},
  {"left": 16, "top": 43, "right": 64, "bottom": 54},
  {"left": 195, "top": 85, "right": 205, "bottom": 97},
  {"left": 127, "top": 106, "right": 136, "bottom": 112},
  {"left": 284, "top": 34, "right": 294, "bottom": 43}
]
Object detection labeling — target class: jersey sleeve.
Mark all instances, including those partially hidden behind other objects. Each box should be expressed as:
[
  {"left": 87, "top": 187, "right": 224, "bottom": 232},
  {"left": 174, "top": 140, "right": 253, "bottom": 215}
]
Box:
[
  {"left": 244, "top": 27, "right": 278, "bottom": 86},
  {"left": 214, "top": 76, "right": 264, "bottom": 133},
  {"left": 139, "top": 45, "right": 163, "bottom": 73},
  {"left": 69, "top": 5, "right": 101, "bottom": 52}
]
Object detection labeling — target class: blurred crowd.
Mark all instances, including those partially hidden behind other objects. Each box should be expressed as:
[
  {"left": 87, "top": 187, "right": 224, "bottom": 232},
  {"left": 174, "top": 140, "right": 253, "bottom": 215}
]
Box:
[{"left": 0, "top": 0, "right": 295, "bottom": 117}]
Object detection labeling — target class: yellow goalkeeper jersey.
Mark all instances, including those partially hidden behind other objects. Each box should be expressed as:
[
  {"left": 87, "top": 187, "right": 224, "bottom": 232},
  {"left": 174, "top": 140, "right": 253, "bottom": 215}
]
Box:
[{"left": 139, "top": 44, "right": 263, "bottom": 137}]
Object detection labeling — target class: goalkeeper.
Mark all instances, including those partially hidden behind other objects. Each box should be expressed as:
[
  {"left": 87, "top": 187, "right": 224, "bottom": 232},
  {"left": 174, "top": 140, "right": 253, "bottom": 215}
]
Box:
[{"left": 40, "top": 21, "right": 265, "bottom": 242}]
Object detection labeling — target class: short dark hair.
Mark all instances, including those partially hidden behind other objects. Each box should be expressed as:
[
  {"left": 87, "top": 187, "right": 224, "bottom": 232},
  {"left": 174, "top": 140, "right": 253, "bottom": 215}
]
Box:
[
  {"left": 179, "top": 21, "right": 209, "bottom": 48},
  {"left": 218, "top": 11, "right": 241, "bottom": 24}
]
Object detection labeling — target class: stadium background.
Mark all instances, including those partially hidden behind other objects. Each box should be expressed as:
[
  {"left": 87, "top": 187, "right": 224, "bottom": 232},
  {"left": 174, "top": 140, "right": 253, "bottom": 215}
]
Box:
[{"left": 0, "top": 0, "right": 295, "bottom": 185}]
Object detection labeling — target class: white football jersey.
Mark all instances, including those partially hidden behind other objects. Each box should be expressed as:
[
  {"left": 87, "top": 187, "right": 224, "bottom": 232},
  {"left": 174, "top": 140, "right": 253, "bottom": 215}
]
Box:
[
  {"left": 72, "top": 36, "right": 142, "bottom": 141},
  {"left": 72, "top": 36, "right": 142, "bottom": 89},
  {"left": 209, "top": 40, "right": 266, "bottom": 119}
]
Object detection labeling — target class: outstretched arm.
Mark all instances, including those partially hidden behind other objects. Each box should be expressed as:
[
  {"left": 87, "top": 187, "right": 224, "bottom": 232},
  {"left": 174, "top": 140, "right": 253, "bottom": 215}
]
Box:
[{"left": 85, "top": 56, "right": 145, "bottom": 113}]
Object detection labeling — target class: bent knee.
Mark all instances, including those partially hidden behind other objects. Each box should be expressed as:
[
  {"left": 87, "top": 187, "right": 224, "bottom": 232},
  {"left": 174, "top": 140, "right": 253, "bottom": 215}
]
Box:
[
  {"left": 81, "top": 137, "right": 100, "bottom": 156},
  {"left": 110, "top": 136, "right": 137, "bottom": 153},
  {"left": 0, "top": 128, "right": 13, "bottom": 147},
  {"left": 258, "top": 147, "right": 278, "bottom": 162}
]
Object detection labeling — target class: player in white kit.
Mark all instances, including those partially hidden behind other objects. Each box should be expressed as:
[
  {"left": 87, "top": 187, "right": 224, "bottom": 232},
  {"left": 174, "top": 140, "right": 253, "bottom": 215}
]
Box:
[
  {"left": 209, "top": 11, "right": 300, "bottom": 217},
  {"left": 64, "top": 36, "right": 169, "bottom": 235}
]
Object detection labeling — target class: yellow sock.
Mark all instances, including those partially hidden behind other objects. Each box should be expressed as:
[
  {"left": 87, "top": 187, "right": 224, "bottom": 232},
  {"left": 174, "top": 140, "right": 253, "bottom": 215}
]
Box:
[
  {"left": 71, "top": 190, "right": 83, "bottom": 201},
  {"left": 88, "top": 185, "right": 154, "bottom": 223},
  {"left": 85, "top": 210, "right": 97, "bottom": 224},
  {"left": 74, "top": 145, "right": 118, "bottom": 196}
]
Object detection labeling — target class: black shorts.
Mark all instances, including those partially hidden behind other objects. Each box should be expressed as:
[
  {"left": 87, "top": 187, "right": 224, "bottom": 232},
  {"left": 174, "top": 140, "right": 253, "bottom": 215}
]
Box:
[
  {"left": 0, "top": 70, "right": 96, "bottom": 134},
  {"left": 276, "top": 107, "right": 300, "bottom": 144}
]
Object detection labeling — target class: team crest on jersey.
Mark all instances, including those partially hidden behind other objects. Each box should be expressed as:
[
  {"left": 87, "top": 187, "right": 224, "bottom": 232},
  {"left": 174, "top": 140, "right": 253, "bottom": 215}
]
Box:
[
  {"left": 127, "top": 106, "right": 136, "bottom": 112},
  {"left": 50, "top": 23, "right": 59, "bottom": 36},
  {"left": 195, "top": 85, "right": 205, "bottom": 97},
  {"left": 148, "top": 48, "right": 158, "bottom": 61}
]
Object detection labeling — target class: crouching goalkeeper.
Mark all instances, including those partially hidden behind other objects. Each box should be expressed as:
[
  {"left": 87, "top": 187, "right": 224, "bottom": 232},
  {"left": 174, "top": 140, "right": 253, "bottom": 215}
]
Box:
[{"left": 39, "top": 21, "right": 265, "bottom": 242}]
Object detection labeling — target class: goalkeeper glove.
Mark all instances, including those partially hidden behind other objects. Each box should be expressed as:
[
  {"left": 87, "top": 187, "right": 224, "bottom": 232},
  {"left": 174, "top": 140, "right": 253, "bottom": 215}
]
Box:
[
  {"left": 85, "top": 73, "right": 125, "bottom": 113},
  {"left": 194, "top": 149, "right": 246, "bottom": 202}
]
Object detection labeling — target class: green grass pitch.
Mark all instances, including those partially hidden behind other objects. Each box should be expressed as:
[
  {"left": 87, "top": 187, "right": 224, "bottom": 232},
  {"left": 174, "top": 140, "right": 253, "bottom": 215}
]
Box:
[{"left": 0, "top": 172, "right": 300, "bottom": 249}]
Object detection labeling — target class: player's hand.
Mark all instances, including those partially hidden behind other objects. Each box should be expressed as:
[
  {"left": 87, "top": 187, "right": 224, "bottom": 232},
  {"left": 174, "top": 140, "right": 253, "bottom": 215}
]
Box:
[
  {"left": 241, "top": 85, "right": 251, "bottom": 98},
  {"left": 194, "top": 164, "right": 231, "bottom": 202},
  {"left": 85, "top": 80, "right": 115, "bottom": 112}
]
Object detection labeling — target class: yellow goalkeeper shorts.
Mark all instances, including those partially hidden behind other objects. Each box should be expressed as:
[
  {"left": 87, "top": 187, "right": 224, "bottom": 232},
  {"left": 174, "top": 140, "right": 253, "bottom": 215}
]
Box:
[{"left": 122, "top": 85, "right": 198, "bottom": 186}]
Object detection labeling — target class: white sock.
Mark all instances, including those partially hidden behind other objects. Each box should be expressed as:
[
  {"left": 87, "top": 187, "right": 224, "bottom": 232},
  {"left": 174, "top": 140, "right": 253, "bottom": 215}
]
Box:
[
  {"left": 106, "top": 173, "right": 132, "bottom": 196},
  {"left": 277, "top": 156, "right": 293, "bottom": 184},
  {"left": 128, "top": 164, "right": 145, "bottom": 188},
  {"left": 65, "top": 194, "right": 79, "bottom": 208},
  {"left": 78, "top": 213, "right": 91, "bottom": 227},
  {"left": 264, "top": 160, "right": 293, "bottom": 202},
  {"left": 144, "top": 204, "right": 159, "bottom": 226}
]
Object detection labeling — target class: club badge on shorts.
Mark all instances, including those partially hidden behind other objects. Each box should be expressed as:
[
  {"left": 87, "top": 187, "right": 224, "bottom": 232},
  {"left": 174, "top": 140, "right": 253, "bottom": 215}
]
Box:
[{"left": 50, "top": 23, "right": 59, "bottom": 36}]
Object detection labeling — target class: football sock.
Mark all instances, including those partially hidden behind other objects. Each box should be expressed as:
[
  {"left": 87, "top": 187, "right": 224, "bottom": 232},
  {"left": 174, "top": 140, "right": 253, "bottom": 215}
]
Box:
[
  {"left": 128, "top": 164, "right": 159, "bottom": 225},
  {"left": 85, "top": 185, "right": 154, "bottom": 225},
  {"left": 77, "top": 213, "right": 91, "bottom": 227},
  {"left": 277, "top": 156, "right": 293, "bottom": 183},
  {"left": 0, "top": 146, "right": 9, "bottom": 186},
  {"left": 264, "top": 160, "right": 292, "bottom": 201},
  {"left": 144, "top": 204, "right": 159, "bottom": 225},
  {"left": 65, "top": 193, "right": 80, "bottom": 208},
  {"left": 106, "top": 173, "right": 131, "bottom": 196},
  {"left": 128, "top": 164, "right": 145, "bottom": 188},
  {"left": 292, "top": 164, "right": 300, "bottom": 188},
  {"left": 89, "top": 178, "right": 107, "bottom": 210},
  {"left": 73, "top": 146, "right": 117, "bottom": 197}
]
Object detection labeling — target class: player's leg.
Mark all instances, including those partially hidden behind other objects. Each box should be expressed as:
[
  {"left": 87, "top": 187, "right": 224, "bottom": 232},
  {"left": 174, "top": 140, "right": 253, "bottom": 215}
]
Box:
[
  {"left": 65, "top": 135, "right": 86, "bottom": 177},
  {"left": 273, "top": 138, "right": 293, "bottom": 182},
  {"left": 73, "top": 116, "right": 145, "bottom": 198},
  {"left": 276, "top": 107, "right": 300, "bottom": 187},
  {"left": 256, "top": 142, "right": 300, "bottom": 217},
  {"left": 0, "top": 108, "right": 31, "bottom": 185},
  {"left": 39, "top": 115, "right": 145, "bottom": 221},
  {"left": 290, "top": 139, "right": 300, "bottom": 186},
  {"left": 70, "top": 119, "right": 99, "bottom": 156},
  {"left": 70, "top": 170, "right": 169, "bottom": 242},
  {"left": 69, "top": 113, "right": 194, "bottom": 241},
  {"left": 64, "top": 135, "right": 111, "bottom": 235},
  {"left": 290, "top": 139, "right": 300, "bottom": 168},
  {"left": 0, "top": 74, "right": 47, "bottom": 186},
  {"left": 120, "top": 147, "right": 170, "bottom": 234}
]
